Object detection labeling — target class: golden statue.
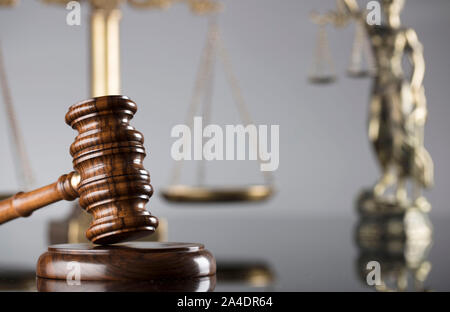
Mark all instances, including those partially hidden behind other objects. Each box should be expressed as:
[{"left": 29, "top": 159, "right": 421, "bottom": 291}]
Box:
[{"left": 339, "top": 0, "right": 433, "bottom": 211}]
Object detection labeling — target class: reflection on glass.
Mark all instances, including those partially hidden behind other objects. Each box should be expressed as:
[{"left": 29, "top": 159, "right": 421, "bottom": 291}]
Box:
[
  {"left": 216, "top": 261, "right": 275, "bottom": 290},
  {"left": 355, "top": 199, "right": 433, "bottom": 291},
  {"left": 0, "top": 268, "right": 35, "bottom": 291},
  {"left": 37, "top": 276, "right": 216, "bottom": 292}
]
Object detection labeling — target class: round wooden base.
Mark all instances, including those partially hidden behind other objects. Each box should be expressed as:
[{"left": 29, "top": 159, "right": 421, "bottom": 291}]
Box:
[
  {"left": 161, "top": 184, "right": 274, "bottom": 203},
  {"left": 37, "top": 276, "right": 216, "bottom": 292},
  {"left": 36, "top": 242, "right": 216, "bottom": 282}
]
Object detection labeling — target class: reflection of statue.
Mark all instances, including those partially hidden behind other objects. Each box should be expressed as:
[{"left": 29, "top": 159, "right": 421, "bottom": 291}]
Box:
[
  {"left": 355, "top": 205, "right": 433, "bottom": 291},
  {"left": 344, "top": 0, "right": 433, "bottom": 209}
]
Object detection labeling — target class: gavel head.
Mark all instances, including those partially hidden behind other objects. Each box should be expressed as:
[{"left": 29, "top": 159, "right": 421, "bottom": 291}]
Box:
[{"left": 65, "top": 95, "right": 158, "bottom": 245}]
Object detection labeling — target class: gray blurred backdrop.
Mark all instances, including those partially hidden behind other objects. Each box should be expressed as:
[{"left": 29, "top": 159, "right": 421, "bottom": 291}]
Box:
[{"left": 0, "top": 0, "right": 449, "bottom": 281}]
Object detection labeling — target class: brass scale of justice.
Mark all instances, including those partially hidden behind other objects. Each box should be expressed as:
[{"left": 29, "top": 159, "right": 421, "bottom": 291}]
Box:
[
  {"left": 309, "top": 0, "right": 434, "bottom": 291},
  {"left": 0, "top": 0, "right": 274, "bottom": 290}
]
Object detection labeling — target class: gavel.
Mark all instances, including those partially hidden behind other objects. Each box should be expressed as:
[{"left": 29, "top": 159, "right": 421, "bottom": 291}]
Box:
[{"left": 0, "top": 95, "right": 158, "bottom": 245}]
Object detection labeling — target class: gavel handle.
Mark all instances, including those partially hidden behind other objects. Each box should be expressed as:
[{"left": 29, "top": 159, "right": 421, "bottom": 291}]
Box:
[{"left": 0, "top": 172, "right": 79, "bottom": 224}]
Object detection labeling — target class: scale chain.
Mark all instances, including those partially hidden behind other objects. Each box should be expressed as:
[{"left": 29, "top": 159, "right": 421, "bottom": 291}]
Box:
[{"left": 0, "top": 41, "right": 35, "bottom": 190}]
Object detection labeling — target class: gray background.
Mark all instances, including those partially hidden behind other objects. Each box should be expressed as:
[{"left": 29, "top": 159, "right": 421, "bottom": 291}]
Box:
[{"left": 0, "top": 0, "right": 449, "bottom": 290}]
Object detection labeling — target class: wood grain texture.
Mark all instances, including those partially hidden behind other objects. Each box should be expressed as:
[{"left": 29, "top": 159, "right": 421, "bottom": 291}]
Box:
[
  {"left": 36, "top": 276, "right": 216, "bottom": 292},
  {"left": 36, "top": 242, "right": 216, "bottom": 281},
  {"left": 65, "top": 95, "right": 158, "bottom": 244},
  {"left": 0, "top": 95, "right": 158, "bottom": 244},
  {"left": 0, "top": 172, "right": 78, "bottom": 224}
]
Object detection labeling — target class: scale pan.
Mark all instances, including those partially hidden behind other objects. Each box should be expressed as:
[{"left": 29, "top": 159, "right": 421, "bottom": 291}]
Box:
[
  {"left": 347, "top": 69, "right": 372, "bottom": 78},
  {"left": 308, "top": 76, "right": 336, "bottom": 84},
  {"left": 160, "top": 184, "right": 274, "bottom": 203}
]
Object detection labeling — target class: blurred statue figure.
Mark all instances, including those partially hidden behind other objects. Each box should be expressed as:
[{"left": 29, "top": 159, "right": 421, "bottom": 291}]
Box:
[{"left": 344, "top": 0, "right": 433, "bottom": 210}]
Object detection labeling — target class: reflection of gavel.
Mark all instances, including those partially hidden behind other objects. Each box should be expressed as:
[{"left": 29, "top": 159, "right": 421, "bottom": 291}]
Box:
[{"left": 0, "top": 95, "right": 158, "bottom": 244}]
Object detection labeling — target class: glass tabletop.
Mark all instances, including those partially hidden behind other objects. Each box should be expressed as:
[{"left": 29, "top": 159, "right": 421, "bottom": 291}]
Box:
[{"left": 1, "top": 212, "right": 448, "bottom": 292}]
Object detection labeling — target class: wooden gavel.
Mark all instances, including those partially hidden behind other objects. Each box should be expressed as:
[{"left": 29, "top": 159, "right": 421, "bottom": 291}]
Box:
[{"left": 0, "top": 95, "right": 158, "bottom": 244}]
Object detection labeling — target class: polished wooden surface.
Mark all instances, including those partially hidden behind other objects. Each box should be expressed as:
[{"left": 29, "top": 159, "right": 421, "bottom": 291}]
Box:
[
  {"left": 0, "top": 172, "right": 78, "bottom": 224},
  {"left": 37, "top": 276, "right": 216, "bottom": 292},
  {"left": 65, "top": 95, "right": 158, "bottom": 244},
  {"left": 37, "top": 242, "right": 216, "bottom": 281},
  {"left": 0, "top": 95, "right": 158, "bottom": 244}
]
